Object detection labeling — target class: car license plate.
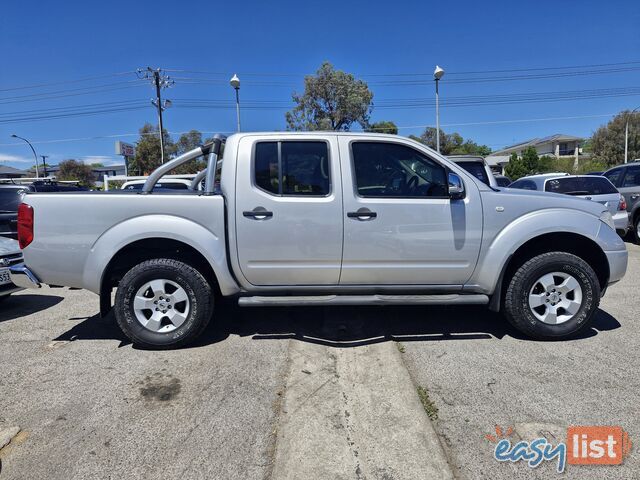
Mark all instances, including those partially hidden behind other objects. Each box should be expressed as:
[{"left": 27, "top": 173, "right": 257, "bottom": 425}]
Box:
[{"left": 0, "top": 268, "right": 11, "bottom": 286}]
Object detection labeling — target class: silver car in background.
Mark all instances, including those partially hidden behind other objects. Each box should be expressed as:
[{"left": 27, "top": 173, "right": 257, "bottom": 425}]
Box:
[
  {"left": 0, "top": 236, "right": 23, "bottom": 302},
  {"left": 509, "top": 173, "right": 629, "bottom": 235}
]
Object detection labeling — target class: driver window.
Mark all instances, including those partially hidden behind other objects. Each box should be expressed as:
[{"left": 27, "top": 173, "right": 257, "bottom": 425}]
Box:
[{"left": 351, "top": 141, "right": 448, "bottom": 198}]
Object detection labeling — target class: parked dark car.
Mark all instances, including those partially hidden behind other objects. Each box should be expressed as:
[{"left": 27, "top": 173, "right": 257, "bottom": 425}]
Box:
[
  {"left": 494, "top": 174, "right": 512, "bottom": 187},
  {"left": 602, "top": 162, "right": 640, "bottom": 240},
  {"left": 0, "top": 181, "right": 87, "bottom": 239}
]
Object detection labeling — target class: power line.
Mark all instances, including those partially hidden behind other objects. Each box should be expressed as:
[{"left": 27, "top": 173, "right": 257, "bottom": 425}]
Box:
[
  {"left": 0, "top": 113, "right": 618, "bottom": 148},
  {"left": 0, "top": 71, "right": 136, "bottom": 93},
  {"left": 165, "top": 60, "right": 640, "bottom": 78}
]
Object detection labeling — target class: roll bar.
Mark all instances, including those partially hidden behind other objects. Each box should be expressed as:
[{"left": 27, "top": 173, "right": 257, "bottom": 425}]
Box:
[
  {"left": 190, "top": 169, "right": 208, "bottom": 190},
  {"left": 142, "top": 135, "right": 225, "bottom": 194}
]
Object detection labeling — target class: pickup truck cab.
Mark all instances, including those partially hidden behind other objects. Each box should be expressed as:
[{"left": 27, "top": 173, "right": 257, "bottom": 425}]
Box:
[{"left": 11, "top": 133, "right": 628, "bottom": 348}]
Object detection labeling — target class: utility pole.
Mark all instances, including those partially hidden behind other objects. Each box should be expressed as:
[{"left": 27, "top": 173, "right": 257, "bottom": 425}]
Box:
[
  {"left": 137, "top": 67, "right": 174, "bottom": 164},
  {"left": 40, "top": 155, "right": 48, "bottom": 177}
]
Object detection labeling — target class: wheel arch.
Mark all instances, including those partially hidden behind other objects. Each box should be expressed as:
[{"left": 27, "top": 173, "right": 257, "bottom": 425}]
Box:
[{"left": 488, "top": 231, "right": 609, "bottom": 311}]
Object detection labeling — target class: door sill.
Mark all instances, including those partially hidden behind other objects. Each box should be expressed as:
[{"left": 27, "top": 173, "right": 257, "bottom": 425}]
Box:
[{"left": 237, "top": 294, "right": 489, "bottom": 307}]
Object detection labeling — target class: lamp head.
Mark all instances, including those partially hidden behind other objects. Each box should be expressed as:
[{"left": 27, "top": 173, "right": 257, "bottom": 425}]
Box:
[
  {"left": 11, "top": 134, "right": 17, "bottom": 138},
  {"left": 433, "top": 65, "right": 445, "bottom": 80},
  {"left": 229, "top": 74, "right": 240, "bottom": 89}
]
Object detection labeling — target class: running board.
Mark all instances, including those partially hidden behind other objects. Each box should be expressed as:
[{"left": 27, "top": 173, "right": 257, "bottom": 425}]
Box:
[{"left": 237, "top": 294, "right": 489, "bottom": 307}]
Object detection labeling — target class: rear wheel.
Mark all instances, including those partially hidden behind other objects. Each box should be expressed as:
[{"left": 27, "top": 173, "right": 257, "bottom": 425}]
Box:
[
  {"left": 634, "top": 214, "right": 640, "bottom": 243},
  {"left": 504, "top": 252, "right": 600, "bottom": 340},
  {"left": 115, "top": 258, "right": 213, "bottom": 348}
]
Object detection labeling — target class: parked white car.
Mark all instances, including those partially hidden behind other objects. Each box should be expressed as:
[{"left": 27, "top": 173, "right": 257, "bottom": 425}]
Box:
[
  {"left": 509, "top": 174, "right": 630, "bottom": 234},
  {"left": 121, "top": 179, "right": 193, "bottom": 191},
  {"left": 0, "top": 236, "right": 23, "bottom": 302}
]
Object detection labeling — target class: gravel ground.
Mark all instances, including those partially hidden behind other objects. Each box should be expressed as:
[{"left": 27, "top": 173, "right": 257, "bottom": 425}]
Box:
[
  {"left": 1, "top": 243, "right": 637, "bottom": 479},
  {"left": 0, "top": 293, "right": 290, "bottom": 480},
  {"left": 401, "top": 241, "right": 640, "bottom": 479}
]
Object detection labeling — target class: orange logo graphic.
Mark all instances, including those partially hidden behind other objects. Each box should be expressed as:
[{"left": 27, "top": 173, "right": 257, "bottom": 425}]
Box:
[{"left": 567, "top": 426, "right": 632, "bottom": 465}]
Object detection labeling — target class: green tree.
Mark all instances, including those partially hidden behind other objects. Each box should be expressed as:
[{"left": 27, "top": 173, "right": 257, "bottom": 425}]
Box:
[
  {"left": 521, "top": 146, "right": 539, "bottom": 172},
  {"left": 57, "top": 159, "right": 95, "bottom": 187},
  {"left": 285, "top": 62, "right": 373, "bottom": 131},
  {"left": 504, "top": 152, "right": 528, "bottom": 180},
  {"left": 591, "top": 111, "right": 640, "bottom": 166},
  {"left": 172, "top": 130, "right": 206, "bottom": 174},
  {"left": 537, "top": 155, "right": 555, "bottom": 173},
  {"left": 450, "top": 140, "right": 492, "bottom": 156},
  {"left": 130, "top": 123, "right": 175, "bottom": 175},
  {"left": 366, "top": 120, "right": 398, "bottom": 134},
  {"left": 409, "top": 127, "right": 490, "bottom": 156}
]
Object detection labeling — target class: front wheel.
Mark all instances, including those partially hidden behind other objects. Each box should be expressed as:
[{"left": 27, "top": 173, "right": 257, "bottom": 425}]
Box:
[
  {"left": 503, "top": 252, "right": 601, "bottom": 340},
  {"left": 114, "top": 258, "right": 214, "bottom": 348}
]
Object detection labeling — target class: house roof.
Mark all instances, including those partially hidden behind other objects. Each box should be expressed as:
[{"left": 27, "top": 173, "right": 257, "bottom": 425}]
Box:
[
  {"left": 0, "top": 165, "right": 28, "bottom": 177},
  {"left": 493, "top": 134, "right": 583, "bottom": 155}
]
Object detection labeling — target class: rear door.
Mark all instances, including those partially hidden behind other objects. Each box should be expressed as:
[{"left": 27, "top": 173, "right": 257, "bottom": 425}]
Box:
[
  {"left": 235, "top": 135, "right": 343, "bottom": 286},
  {"left": 617, "top": 165, "right": 640, "bottom": 213},
  {"left": 338, "top": 137, "right": 483, "bottom": 286}
]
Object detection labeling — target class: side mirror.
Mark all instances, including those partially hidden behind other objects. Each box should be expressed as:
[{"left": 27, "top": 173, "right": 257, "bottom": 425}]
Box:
[{"left": 448, "top": 172, "right": 465, "bottom": 200}]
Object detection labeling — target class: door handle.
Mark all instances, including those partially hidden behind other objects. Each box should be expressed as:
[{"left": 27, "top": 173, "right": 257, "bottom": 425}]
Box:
[
  {"left": 243, "top": 208, "right": 273, "bottom": 219},
  {"left": 347, "top": 208, "right": 377, "bottom": 220}
]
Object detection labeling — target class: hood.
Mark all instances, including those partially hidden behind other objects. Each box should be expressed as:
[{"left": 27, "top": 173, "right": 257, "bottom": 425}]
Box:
[
  {"left": 0, "top": 236, "right": 21, "bottom": 257},
  {"left": 495, "top": 187, "right": 606, "bottom": 217}
]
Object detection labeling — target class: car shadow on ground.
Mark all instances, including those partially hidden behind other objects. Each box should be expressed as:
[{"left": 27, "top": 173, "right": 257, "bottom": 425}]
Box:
[
  {"left": 54, "top": 299, "right": 622, "bottom": 350},
  {"left": 0, "top": 294, "right": 64, "bottom": 322}
]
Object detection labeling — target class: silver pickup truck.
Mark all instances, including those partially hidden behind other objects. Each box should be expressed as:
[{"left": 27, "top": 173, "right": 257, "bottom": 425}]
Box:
[{"left": 11, "top": 133, "right": 628, "bottom": 347}]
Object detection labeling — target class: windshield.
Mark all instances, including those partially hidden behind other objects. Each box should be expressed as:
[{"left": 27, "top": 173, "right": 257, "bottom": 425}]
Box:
[
  {"left": 544, "top": 176, "right": 617, "bottom": 195},
  {"left": 455, "top": 161, "right": 490, "bottom": 186}
]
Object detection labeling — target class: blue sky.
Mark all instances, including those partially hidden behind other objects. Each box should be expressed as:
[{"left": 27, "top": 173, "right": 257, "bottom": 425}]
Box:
[{"left": 1, "top": 0, "right": 639, "bottom": 168}]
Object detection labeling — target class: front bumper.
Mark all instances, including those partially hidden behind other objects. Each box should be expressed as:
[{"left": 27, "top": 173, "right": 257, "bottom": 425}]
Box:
[{"left": 9, "top": 263, "right": 41, "bottom": 290}]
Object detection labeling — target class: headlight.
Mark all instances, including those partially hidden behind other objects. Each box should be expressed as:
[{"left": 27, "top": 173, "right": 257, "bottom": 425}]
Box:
[{"left": 599, "top": 211, "right": 615, "bottom": 230}]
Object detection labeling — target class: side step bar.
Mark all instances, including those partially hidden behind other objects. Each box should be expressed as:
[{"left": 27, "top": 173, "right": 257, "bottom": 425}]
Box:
[{"left": 238, "top": 294, "right": 489, "bottom": 307}]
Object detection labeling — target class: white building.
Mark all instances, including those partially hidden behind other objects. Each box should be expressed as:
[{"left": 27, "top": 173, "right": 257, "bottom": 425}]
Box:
[{"left": 486, "top": 134, "right": 584, "bottom": 173}]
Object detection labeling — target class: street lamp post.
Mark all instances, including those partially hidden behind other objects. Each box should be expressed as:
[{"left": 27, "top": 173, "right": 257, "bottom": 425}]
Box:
[
  {"left": 625, "top": 106, "right": 639, "bottom": 164},
  {"left": 433, "top": 66, "right": 445, "bottom": 153},
  {"left": 230, "top": 74, "right": 241, "bottom": 132},
  {"left": 11, "top": 134, "right": 39, "bottom": 178}
]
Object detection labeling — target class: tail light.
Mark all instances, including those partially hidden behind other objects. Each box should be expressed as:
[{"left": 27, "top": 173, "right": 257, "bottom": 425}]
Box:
[
  {"left": 619, "top": 194, "right": 627, "bottom": 211},
  {"left": 17, "top": 203, "right": 34, "bottom": 249}
]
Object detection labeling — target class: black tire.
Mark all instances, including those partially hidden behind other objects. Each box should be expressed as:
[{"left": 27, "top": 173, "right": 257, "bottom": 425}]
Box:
[
  {"left": 503, "top": 252, "right": 600, "bottom": 340},
  {"left": 114, "top": 258, "right": 213, "bottom": 348},
  {"left": 634, "top": 214, "right": 640, "bottom": 244},
  {"left": 0, "top": 295, "right": 9, "bottom": 303}
]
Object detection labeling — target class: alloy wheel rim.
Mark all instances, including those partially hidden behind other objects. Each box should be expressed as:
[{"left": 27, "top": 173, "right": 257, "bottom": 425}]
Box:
[
  {"left": 528, "top": 271, "right": 583, "bottom": 325},
  {"left": 133, "top": 279, "right": 190, "bottom": 332}
]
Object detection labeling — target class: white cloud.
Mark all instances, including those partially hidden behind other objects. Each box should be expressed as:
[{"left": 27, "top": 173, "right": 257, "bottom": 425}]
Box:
[{"left": 0, "top": 153, "right": 31, "bottom": 163}]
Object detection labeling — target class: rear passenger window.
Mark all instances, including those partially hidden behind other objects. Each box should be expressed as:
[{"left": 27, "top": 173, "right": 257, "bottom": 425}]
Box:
[{"left": 254, "top": 141, "right": 330, "bottom": 196}]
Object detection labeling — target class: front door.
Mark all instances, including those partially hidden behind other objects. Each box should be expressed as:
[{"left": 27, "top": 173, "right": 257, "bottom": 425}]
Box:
[
  {"left": 338, "top": 137, "right": 483, "bottom": 286},
  {"left": 235, "top": 135, "right": 343, "bottom": 286}
]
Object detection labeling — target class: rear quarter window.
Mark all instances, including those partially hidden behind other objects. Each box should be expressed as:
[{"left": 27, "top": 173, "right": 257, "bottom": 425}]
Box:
[{"left": 545, "top": 177, "right": 617, "bottom": 195}]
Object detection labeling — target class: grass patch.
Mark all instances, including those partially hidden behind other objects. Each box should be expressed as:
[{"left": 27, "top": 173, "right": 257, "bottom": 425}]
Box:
[{"left": 416, "top": 386, "right": 438, "bottom": 420}]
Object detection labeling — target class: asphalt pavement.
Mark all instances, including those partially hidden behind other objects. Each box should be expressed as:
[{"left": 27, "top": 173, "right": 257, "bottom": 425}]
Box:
[{"left": 1, "top": 242, "right": 638, "bottom": 479}]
